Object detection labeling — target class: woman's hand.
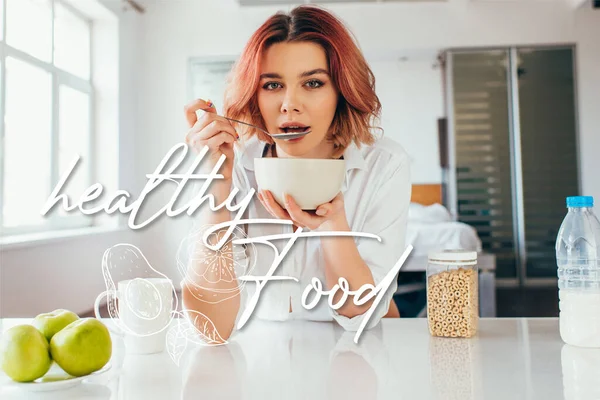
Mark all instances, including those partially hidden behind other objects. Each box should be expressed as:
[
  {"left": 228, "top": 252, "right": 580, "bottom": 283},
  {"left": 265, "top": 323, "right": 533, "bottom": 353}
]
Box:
[
  {"left": 184, "top": 99, "right": 239, "bottom": 181},
  {"left": 257, "top": 191, "right": 347, "bottom": 231}
]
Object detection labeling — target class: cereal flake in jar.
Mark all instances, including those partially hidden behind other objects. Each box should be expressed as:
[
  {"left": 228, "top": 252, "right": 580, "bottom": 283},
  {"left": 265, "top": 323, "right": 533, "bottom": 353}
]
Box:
[{"left": 426, "top": 250, "right": 479, "bottom": 338}]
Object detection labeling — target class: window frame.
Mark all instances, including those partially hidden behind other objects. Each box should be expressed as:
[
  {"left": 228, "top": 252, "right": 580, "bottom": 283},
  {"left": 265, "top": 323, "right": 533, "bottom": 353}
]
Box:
[{"left": 0, "top": 0, "right": 96, "bottom": 237}]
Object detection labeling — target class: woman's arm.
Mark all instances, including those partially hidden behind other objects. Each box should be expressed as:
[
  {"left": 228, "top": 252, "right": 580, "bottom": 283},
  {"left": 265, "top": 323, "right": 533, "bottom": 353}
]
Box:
[
  {"left": 319, "top": 215, "right": 376, "bottom": 318},
  {"left": 181, "top": 179, "right": 241, "bottom": 343},
  {"left": 317, "top": 156, "right": 411, "bottom": 328}
]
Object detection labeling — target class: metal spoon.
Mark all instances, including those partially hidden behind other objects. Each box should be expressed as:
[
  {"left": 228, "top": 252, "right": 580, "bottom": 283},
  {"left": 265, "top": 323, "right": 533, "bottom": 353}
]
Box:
[{"left": 217, "top": 114, "right": 311, "bottom": 140}]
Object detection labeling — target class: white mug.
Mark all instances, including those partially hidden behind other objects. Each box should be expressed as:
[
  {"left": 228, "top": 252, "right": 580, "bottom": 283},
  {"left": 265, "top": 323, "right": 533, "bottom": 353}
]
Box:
[{"left": 94, "top": 277, "right": 176, "bottom": 354}]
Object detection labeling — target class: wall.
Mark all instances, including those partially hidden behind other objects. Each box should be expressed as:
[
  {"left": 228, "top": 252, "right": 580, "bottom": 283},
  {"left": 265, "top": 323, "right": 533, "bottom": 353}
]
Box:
[
  {"left": 0, "top": 1, "right": 144, "bottom": 317},
  {"left": 370, "top": 56, "right": 444, "bottom": 183},
  {"left": 573, "top": 7, "right": 600, "bottom": 208}
]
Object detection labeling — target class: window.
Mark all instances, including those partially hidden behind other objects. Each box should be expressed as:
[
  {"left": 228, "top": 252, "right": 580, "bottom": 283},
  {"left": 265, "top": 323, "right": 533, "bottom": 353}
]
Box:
[{"left": 1, "top": 0, "right": 94, "bottom": 236}]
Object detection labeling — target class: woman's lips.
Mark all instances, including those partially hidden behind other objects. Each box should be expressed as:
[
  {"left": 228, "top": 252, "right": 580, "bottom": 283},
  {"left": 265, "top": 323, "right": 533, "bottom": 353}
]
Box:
[
  {"left": 280, "top": 126, "right": 311, "bottom": 133},
  {"left": 286, "top": 135, "right": 305, "bottom": 143}
]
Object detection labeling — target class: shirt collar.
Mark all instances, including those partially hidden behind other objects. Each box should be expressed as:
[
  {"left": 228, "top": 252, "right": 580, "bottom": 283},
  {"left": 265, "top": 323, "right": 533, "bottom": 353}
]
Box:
[
  {"left": 342, "top": 141, "right": 367, "bottom": 172},
  {"left": 239, "top": 135, "right": 367, "bottom": 173}
]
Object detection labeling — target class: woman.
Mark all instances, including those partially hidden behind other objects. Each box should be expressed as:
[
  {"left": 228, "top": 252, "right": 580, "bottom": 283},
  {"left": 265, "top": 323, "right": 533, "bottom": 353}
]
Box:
[{"left": 182, "top": 5, "right": 411, "bottom": 342}]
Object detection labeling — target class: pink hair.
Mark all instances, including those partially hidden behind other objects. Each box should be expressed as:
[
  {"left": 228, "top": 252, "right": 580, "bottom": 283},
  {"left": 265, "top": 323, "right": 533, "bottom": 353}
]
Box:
[{"left": 223, "top": 5, "right": 382, "bottom": 156}]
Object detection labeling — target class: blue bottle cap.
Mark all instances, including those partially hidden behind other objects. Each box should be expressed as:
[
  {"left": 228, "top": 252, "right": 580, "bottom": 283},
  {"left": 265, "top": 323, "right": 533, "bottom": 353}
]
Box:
[{"left": 566, "top": 196, "right": 594, "bottom": 208}]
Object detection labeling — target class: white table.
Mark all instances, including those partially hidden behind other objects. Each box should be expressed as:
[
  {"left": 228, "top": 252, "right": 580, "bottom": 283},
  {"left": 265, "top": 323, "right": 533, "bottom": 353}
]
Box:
[{"left": 1, "top": 317, "right": 594, "bottom": 400}]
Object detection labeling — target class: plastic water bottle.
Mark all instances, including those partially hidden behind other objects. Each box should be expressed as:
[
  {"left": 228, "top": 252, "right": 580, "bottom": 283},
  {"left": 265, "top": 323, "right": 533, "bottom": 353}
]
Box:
[{"left": 556, "top": 196, "right": 600, "bottom": 348}]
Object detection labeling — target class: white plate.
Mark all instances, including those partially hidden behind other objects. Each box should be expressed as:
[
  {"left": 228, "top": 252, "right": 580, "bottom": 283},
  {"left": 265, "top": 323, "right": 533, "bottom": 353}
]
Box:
[{"left": 8, "top": 362, "right": 112, "bottom": 392}]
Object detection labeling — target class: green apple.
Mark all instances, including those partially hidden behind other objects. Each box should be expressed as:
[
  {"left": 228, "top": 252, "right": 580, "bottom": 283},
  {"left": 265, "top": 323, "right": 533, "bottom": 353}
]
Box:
[
  {"left": 50, "top": 318, "right": 112, "bottom": 377},
  {"left": 33, "top": 309, "right": 79, "bottom": 342},
  {"left": 0, "top": 324, "right": 52, "bottom": 382}
]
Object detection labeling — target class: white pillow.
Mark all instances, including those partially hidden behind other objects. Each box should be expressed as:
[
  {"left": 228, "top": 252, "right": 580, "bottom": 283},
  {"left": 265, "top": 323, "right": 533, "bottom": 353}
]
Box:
[{"left": 408, "top": 202, "right": 452, "bottom": 223}]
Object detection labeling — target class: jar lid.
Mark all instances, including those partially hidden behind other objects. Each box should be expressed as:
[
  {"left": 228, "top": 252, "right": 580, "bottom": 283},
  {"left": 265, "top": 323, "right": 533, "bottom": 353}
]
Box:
[{"left": 428, "top": 249, "right": 477, "bottom": 265}]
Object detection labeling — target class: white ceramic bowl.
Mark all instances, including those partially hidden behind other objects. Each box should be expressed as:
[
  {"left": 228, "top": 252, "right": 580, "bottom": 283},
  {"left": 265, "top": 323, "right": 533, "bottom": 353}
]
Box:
[{"left": 254, "top": 158, "right": 346, "bottom": 210}]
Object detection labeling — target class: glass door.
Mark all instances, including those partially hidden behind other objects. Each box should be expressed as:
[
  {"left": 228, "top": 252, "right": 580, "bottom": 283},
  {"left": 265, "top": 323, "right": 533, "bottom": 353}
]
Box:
[
  {"left": 449, "top": 50, "right": 517, "bottom": 279},
  {"left": 447, "top": 46, "right": 580, "bottom": 285},
  {"left": 517, "top": 47, "right": 579, "bottom": 280}
]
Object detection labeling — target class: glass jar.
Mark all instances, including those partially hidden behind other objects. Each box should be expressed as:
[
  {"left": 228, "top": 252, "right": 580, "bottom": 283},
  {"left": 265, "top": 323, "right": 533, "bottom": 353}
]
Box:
[{"left": 427, "top": 250, "right": 479, "bottom": 338}]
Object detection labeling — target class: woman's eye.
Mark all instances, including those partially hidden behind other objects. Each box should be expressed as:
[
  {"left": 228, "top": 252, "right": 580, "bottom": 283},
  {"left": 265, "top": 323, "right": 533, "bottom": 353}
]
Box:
[
  {"left": 305, "top": 80, "right": 324, "bottom": 89},
  {"left": 263, "top": 82, "right": 282, "bottom": 90}
]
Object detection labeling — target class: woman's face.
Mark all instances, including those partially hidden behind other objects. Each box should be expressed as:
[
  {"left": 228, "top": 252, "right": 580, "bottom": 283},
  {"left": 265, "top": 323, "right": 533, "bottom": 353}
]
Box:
[{"left": 257, "top": 41, "right": 339, "bottom": 158}]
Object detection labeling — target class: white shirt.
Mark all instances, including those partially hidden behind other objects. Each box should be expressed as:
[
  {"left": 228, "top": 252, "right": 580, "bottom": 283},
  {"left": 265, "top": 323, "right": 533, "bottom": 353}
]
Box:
[{"left": 230, "top": 134, "right": 411, "bottom": 333}]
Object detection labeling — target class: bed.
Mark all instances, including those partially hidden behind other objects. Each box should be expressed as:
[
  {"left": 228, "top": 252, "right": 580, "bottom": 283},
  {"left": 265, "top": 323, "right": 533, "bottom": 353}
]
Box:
[{"left": 395, "top": 184, "right": 497, "bottom": 317}]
